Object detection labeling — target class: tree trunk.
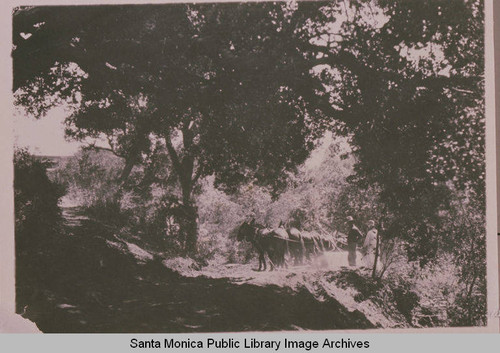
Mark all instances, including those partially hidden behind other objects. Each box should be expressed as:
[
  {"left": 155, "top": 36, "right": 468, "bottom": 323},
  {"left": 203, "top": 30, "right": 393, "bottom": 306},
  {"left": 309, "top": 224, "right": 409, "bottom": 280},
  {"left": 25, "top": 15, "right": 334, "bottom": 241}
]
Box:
[
  {"left": 119, "top": 157, "right": 136, "bottom": 183},
  {"left": 372, "top": 230, "right": 380, "bottom": 279},
  {"left": 165, "top": 130, "right": 199, "bottom": 255},
  {"left": 181, "top": 182, "right": 198, "bottom": 255}
]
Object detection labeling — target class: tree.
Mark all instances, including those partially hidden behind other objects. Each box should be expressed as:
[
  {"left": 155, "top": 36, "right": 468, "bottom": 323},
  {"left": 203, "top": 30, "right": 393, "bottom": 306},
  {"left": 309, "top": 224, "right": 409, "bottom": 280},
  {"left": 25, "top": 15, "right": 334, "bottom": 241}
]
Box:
[
  {"left": 13, "top": 2, "right": 338, "bottom": 254},
  {"left": 315, "top": 0, "right": 485, "bottom": 321},
  {"left": 13, "top": 1, "right": 485, "bottom": 261},
  {"left": 309, "top": 0, "right": 484, "bottom": 266}
]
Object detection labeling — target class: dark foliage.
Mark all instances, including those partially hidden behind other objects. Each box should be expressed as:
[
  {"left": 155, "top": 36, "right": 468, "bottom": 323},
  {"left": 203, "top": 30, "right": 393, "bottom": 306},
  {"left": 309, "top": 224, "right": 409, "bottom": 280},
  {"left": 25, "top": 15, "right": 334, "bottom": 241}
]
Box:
[
  {"left": 14, "top": 148, "right": 66, "bottom": 316},
  {"left": 14, "top": 149, "right": 65, "bottom": 242}
]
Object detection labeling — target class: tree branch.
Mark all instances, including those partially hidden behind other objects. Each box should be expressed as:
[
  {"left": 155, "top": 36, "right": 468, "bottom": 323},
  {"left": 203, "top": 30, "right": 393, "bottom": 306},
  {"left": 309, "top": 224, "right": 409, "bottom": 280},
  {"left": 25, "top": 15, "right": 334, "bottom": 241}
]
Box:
[
  {"left": 192, "top": 162, "right": 204, "bottom": 184},
  {"left": 306, "top": 44, "right": 482, "bottom": 91},
  {"left": 83, "top": 142, "right": 125, "bottom": 158},
  {"left": 165, "top": 133, "right": 183, "bottom": 176}
]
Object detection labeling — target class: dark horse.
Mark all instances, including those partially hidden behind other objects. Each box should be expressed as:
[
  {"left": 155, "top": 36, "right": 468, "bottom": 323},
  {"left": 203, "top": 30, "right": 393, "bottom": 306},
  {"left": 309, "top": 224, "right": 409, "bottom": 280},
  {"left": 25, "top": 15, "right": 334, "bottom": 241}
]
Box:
[{"left": 237, "top": 220, "right": 287, "bottom": 271}]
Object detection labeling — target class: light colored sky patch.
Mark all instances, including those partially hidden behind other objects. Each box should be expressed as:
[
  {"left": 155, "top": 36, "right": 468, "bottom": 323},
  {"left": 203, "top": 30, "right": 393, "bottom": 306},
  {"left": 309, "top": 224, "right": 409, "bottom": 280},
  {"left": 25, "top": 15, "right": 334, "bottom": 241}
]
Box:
[{"left": 14, "top": 106, "right": 82, "bottom": 156}]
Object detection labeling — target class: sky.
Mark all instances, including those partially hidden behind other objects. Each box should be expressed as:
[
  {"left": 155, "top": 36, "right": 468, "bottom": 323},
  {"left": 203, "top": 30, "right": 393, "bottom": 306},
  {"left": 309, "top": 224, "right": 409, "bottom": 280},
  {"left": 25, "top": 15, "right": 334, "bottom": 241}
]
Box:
[{"left": 14, "top": 106, "right": 83, "bottom": 156}]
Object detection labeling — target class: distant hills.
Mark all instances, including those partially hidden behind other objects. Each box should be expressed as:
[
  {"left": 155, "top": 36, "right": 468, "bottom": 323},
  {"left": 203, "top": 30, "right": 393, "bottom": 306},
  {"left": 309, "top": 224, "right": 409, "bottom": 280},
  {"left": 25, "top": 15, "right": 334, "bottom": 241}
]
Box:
[{"left": 33, "top": 155, "right": 71, "bottom": 170}]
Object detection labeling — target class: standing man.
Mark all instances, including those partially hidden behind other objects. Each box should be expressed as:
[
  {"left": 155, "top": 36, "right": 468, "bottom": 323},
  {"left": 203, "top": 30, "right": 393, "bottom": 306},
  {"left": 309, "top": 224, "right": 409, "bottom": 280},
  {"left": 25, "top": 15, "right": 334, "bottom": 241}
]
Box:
[
  {"left": 362, "top": 220, "right": 378, "bottom": 268},
  {"left": 346, "top": 216, "right": 363, "bottom": 267}
]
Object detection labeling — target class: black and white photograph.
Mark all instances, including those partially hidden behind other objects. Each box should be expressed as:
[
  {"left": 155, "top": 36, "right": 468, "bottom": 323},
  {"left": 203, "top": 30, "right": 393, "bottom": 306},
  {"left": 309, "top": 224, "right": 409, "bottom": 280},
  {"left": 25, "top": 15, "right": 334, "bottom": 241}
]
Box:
[{"left": 6, "top": 0, "right": 495, "bottom": 333}]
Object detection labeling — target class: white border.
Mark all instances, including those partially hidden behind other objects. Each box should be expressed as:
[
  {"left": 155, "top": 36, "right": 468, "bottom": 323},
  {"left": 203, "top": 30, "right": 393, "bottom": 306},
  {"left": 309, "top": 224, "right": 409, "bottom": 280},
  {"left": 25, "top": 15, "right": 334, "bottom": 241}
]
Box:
[{"left": 484, "top": 0, "right": 499, "bottom": 333}]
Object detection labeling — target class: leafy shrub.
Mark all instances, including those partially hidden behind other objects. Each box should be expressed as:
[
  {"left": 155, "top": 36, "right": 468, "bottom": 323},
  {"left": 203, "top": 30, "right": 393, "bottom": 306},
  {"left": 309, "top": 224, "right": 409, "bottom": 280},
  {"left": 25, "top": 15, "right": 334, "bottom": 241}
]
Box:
[
  {"left": 53, "top": 149, "right": 125, "bottom": 207},
  {"left": 14, "top": 148, "right": 65, "bottom": 242},
  {"left": 14, "top": 148, "right": 66, "bottom": 315}
]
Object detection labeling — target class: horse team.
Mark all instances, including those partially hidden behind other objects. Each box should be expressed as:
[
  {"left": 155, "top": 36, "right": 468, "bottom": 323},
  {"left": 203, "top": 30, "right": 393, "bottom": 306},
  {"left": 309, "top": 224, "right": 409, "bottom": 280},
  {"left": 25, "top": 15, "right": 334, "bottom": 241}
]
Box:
[{"left": 237, "top": 219, "right": 336, "bottom": 271}]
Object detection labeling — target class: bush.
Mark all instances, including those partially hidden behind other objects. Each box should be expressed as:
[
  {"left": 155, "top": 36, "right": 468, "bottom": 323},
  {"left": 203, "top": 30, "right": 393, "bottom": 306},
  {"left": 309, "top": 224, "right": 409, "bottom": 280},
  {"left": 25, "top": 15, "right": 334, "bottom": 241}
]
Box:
[
  {"left": 14, "top": 148, "right": 66, "bottom": 315},
  {"left": 14, "top": 148, "right": 65, "bottom": 242},
  {"left": 52, "top": 149, "right": 124, "bottom": 208},
  {"left": 53, "top": 149, "right": 189, "bottom": 253}
]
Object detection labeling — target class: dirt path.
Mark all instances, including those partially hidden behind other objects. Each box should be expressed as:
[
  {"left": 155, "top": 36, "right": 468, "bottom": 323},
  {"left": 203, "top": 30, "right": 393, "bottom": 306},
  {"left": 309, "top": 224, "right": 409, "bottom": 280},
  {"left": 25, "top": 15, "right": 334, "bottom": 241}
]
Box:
[{"left": 20, "top": 204, "right": 381, "bottom": 332}]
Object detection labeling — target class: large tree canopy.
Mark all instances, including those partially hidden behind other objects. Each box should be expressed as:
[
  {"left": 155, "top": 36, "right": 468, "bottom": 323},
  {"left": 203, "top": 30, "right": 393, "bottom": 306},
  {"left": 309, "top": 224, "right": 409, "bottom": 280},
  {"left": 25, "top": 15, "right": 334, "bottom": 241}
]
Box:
[
  {"left": 14, "top": 2, "right": 333, "bottom": 187},
  {"left": 13, "top": 0, "right": 484, "bottom": 259},
  {"left": 311, "top": 0, "right": 484, "bottom": 263},
  {"left": 14, "top": 2, "right": 337, "bottom": 252}
]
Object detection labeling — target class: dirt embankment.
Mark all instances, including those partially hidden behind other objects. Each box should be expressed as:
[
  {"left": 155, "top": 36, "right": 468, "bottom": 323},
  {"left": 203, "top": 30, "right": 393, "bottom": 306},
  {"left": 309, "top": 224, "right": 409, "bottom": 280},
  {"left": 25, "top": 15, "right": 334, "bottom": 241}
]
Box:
[
  {"left": 161, "top": 252, "right": 409, "bottom": 330},
  {"left": 105, "top": 227, "right": 411, "bottom": 330},
  {"left": 20, "top": 202, "right": 408, "bottom": 332}
]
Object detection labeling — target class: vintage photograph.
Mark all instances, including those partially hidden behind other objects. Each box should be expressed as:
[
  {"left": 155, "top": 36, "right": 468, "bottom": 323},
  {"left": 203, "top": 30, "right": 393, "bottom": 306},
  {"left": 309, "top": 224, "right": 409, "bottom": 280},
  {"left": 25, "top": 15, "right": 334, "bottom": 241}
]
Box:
[{"left": 11, "top": 0, "right": 488, "bottom": 332}]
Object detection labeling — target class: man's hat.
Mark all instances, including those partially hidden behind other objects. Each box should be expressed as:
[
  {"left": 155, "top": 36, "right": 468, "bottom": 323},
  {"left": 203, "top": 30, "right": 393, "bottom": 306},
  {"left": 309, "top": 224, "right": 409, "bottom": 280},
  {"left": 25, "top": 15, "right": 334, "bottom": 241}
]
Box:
[{"left": 368, "top": 220, "right": 375, "bottom": 227}]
